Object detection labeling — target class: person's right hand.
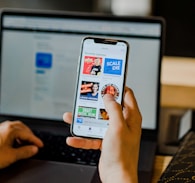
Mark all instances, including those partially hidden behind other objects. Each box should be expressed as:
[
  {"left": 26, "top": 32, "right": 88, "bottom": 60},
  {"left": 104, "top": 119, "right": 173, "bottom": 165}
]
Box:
[
  {"left": 64, "top": 87, "right": 142, "bottom": 183},
  {"left": 99, "top": 87, "right": 142, "bottom": 183}
]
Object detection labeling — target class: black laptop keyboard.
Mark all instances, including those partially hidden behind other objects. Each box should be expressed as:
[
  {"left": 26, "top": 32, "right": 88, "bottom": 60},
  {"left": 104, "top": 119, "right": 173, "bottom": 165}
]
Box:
[{"left": 32, "top": 130, "right": 101, "bottom": 166}]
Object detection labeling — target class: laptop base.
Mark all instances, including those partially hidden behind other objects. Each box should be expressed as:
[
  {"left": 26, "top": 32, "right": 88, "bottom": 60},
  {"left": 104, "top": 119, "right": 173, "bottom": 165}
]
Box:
[{"left": 0, "top": 159, "right": 101, "bottom": 183}]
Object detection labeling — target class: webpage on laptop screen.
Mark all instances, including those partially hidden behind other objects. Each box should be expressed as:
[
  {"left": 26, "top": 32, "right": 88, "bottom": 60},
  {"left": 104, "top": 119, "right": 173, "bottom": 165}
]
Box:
[{"left": 0, "top": 15, "right": 161, "bottom": 129}]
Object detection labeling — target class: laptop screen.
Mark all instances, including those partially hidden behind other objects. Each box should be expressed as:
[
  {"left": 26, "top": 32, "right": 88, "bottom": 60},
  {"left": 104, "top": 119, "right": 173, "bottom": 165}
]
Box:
[{"left": 0, "top": 10, "right": 164, "bottom": 130}]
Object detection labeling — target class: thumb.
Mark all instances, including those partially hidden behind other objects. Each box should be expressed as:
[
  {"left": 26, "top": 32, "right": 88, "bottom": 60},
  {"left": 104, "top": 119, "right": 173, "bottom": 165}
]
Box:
[
  {"left": 103, "top": 94, "right": 124, "bottom": 127},
  {"left": 14, "top": 145, "right": 39, "bottom": 161}
]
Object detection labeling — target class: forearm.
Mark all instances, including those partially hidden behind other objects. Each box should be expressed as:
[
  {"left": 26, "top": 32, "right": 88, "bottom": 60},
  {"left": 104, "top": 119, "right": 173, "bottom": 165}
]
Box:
[{"left": 102, "top": 167, "right": 138, "bottom": 183}]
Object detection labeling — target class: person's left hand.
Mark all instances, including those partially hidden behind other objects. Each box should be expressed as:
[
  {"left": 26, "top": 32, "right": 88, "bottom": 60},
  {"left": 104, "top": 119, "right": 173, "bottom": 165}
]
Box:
[{"left": 0, "top": 121, "right": 43, "bottom": 169}]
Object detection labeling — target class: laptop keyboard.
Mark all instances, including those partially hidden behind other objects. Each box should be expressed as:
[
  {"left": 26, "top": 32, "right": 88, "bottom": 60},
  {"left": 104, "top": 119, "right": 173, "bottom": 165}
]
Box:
[{"left": 32, "top": 130, "right": 101, "bottom": 166}]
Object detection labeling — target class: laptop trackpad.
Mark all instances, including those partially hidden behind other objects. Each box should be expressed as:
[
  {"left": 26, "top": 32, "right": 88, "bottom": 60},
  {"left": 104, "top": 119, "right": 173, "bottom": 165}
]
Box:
[{"left": 0, "top": 159, "right": 100, "bottom": 183}]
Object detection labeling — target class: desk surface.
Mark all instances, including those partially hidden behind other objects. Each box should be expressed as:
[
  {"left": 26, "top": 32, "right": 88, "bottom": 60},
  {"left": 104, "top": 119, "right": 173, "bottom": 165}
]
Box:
[
  {"left": 152, "top": 155, "right": 172, "bottom": 183},
  {"left": 161, "top": 56, "right": 195, "bottom": 109}
]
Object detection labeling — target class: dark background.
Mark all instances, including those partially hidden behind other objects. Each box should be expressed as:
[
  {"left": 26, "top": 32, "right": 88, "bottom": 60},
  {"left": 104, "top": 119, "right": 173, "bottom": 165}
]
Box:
[
  {"left": 0, "top": 0, "right": 97, "bottom": 12},
  {"left": 152, "top": 0, "right": 195, "bottom": 58},
  {"left": 0, "top": 0, "right": 194, "bottom": 58}
]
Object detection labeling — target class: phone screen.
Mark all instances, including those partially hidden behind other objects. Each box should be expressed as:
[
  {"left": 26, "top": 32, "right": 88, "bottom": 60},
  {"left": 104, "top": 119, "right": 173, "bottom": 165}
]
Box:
[{"left": 71, "top": 37, "right": 129, "bottom": 139}]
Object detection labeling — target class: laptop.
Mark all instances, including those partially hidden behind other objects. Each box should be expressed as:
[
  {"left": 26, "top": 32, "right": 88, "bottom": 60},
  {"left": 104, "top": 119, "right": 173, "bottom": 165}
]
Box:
[{"left": 0, "top": 8, "right": 165, "bottom": 183}]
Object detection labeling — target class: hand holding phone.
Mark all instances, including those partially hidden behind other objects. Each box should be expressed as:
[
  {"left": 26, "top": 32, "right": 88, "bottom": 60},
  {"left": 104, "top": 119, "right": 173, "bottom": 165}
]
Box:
[{"left": 71, "top": 37, "right": 129, "bottom": 139}]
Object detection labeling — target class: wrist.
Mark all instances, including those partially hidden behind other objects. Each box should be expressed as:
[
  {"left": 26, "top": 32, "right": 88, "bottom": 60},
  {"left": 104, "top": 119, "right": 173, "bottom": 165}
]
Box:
[{"left": 103, "top": 166, "right": 138, "bottom": 183}]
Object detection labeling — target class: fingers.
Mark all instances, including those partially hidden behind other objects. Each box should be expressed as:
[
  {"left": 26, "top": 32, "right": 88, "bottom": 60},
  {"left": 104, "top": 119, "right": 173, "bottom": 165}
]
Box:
[
  {"left": 66, "top": 136, "right": 101, "bottom": 150},
  {"left": 2, "top": 121, "right": 31, "bottom": 132},
  {"left": 13, "top": 145, "right": 39, "bottom": 161},
  {"left": 11, "top": 121, "right": 43, "bottom": 148},
  {"left": 63, "top": 112, "right": 72, "bottom": 124},
  {"left": 0, "top": 121, "right": 44, "bottom": 168},
  {"left": 103, "top": 87, "right": 142, "bottom": 129},
  {"left": 10, "top": 123, "right": 44, "bottom": 163},
  {"left": 63, "top": 86, "right": 141, "bottom": 152},
  {"left": 64, "top": 113, "right": 102, "bottom": 150},
  {"left": 123, "top": 87, "right": 142, "bottom": 129},
  {"left": 123, "top": 87, "right": 141, "bottom": 114},
  {"left": 103, "top": 94, "right": 124, "bottom": 127},
  {"left": 15, "top": 130, "right": 44, "bottom": 148},
  {"left": 0, "top": 121, "right": 43, "bottom": 147}
]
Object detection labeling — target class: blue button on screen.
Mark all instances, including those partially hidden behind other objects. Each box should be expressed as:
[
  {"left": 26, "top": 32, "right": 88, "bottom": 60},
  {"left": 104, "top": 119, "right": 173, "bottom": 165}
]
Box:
[{"left": 36, "top": 53, "right": 52, "bottom": 68}]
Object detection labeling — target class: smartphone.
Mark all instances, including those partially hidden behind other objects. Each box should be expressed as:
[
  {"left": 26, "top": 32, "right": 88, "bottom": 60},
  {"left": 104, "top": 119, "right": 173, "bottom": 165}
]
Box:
[{"left": 71, "top": 37, "right": 129, "bottom": 139}]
